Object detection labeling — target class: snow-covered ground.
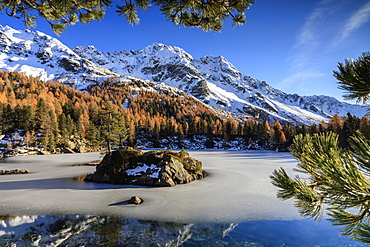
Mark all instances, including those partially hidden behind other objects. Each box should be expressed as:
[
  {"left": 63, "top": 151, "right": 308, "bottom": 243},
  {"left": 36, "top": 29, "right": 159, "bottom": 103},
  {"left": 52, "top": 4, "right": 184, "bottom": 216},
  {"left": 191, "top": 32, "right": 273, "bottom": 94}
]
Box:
[{"left": 0, "top": 150, "right": 301, "bottom": 223}]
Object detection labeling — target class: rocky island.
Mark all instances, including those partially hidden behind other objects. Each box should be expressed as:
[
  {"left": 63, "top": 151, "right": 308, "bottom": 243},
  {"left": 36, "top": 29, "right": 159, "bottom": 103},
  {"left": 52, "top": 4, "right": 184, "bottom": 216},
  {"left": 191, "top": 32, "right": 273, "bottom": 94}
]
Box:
[{"left": 84, "top": 149, "right": 206, "bottom": 187}]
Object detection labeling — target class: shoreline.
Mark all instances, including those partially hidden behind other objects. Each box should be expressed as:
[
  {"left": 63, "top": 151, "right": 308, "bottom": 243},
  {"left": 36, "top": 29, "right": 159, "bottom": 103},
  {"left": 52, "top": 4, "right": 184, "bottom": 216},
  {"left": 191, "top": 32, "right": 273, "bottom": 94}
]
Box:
[{"left": 0, "top": 150, "right": 301, "bottom": 223}]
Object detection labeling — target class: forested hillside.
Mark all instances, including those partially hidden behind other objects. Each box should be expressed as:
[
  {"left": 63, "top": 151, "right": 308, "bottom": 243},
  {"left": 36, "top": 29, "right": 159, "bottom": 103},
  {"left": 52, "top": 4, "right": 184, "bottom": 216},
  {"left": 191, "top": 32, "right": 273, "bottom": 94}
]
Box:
[
  {"left": 1, "top": 71, "right": 369, "bottom": 155},
  {"left": 1, "top": 25, "right": 367, "bottom": 127}
]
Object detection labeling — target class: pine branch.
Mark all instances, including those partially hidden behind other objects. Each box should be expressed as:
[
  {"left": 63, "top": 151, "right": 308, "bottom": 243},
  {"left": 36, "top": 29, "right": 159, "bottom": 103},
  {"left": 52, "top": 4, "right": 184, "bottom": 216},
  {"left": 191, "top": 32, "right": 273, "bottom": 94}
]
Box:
[{"left": 271, "top": 131, "right": 370, "bottom": 243}]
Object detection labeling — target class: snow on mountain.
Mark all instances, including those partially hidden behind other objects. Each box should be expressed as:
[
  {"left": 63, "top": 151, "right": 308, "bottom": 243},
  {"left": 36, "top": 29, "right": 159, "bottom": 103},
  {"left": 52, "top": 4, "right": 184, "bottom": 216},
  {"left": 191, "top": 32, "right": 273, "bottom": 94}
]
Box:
[
  {"left": 304, "top": 95, "right": 368, "bottom": 117},
  {"left": 1, "top": 25, "right": 367, "bottom": 125},
  {"left": 0, "top": 25, "right": 116, "bottom": 87},
  {"left": 73, "top": 43, "right": 368, "bottom": 125}
]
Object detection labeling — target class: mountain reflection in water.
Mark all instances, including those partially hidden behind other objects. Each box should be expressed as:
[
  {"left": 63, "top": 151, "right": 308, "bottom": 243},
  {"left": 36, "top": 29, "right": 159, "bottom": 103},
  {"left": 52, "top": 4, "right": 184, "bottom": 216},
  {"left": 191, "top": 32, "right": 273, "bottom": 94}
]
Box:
[{"left": 0, "top": 215, "right": 367, "bottom": 246}]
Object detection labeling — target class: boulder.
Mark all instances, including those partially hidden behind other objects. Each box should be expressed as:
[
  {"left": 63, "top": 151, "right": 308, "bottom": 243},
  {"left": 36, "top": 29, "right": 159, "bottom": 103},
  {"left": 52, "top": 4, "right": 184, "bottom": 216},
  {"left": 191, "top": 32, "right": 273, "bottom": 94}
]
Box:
[
  {"left": 85, "top": 149, "right": 206, "bottom": 187},
  {"left": 128, "top": 196, "right": 143, "bottom": 204},
  {"left": 153, "top": 155, "right": 194, "bottom": 186}
]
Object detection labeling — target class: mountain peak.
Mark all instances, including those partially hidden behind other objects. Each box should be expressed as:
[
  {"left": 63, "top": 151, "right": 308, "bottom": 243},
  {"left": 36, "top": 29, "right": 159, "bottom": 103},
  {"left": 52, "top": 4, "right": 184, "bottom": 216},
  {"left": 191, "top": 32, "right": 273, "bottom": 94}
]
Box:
[
  {"left": 198, "top": 55, "right": 238, "bottom": 73},
  {"left": 0, "top": 25, "right": 12, "bottom": 32},
  {"left": 0, "top": 26, "right": 116, "bottom": 82},
  {"left": 140, "top": 43, "right": 194, "bottom": 63},
  {"left": 1, "top": 25, "right": 367, "bottom": 125}
]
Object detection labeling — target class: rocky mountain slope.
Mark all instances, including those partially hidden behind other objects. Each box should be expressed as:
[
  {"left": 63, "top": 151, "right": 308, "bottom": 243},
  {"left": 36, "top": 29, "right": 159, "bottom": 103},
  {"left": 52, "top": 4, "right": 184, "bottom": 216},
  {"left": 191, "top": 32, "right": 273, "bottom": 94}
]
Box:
[
  {"left": 1, "top": 25, "right": 367, "bottom": 125},
  {"left": 0, "top": 25, "right": 116, "bottom": 86}
]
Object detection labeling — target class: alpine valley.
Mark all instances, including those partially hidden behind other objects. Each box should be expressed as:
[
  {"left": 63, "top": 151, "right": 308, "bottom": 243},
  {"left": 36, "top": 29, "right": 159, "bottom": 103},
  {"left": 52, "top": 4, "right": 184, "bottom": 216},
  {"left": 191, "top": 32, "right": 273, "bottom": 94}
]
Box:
[{"left": 1, "top": 25, "right": 367, "bottom": 126}]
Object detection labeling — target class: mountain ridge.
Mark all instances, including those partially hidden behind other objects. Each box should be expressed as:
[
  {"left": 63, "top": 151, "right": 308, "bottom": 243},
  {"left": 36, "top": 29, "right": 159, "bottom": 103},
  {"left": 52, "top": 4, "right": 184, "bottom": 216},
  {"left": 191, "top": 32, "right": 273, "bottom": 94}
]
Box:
[
  {"left": 0, "top": 25, "right": 367, "bottom": 125},
  {"left": 72, "top": 42, "right": 367, "bottom": 124}
]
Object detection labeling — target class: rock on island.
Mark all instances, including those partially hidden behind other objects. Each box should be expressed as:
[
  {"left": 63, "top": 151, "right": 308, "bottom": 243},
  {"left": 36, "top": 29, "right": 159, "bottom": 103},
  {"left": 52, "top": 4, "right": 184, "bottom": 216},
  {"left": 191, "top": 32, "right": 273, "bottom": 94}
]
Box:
[{"left": 84, "top": 149, "right": 206, "bottom": 187}]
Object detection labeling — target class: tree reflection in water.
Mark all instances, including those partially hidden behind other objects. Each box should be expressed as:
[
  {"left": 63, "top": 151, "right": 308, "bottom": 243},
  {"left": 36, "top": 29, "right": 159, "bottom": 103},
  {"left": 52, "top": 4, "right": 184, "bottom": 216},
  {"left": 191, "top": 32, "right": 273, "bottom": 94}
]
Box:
[
  {"left": 0, "top": 215, "right": 239, "bottom": 246},
  {"left": 91, "top": 216, "right": 124, "bottom": 246},
  {"left": 0, "top": 215, "right": 367, "bottom": 246}
]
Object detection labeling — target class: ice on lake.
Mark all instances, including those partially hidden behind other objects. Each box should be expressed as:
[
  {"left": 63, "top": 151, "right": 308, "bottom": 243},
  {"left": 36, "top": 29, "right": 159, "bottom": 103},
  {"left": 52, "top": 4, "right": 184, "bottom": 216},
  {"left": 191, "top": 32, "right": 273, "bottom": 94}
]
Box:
[
  {"left": 1, "top": 150, "right": 367, "bottom": 246},
  {"left": 0, "top": 150, "right": 300, "bottom": 223}
]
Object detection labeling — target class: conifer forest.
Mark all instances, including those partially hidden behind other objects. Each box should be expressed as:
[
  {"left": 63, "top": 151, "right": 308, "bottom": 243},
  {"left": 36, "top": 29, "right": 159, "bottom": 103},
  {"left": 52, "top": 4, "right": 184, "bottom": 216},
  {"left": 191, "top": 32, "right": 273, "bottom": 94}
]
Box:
[{"left": 1, "top": 70, "right": 369, "bottom": 155}]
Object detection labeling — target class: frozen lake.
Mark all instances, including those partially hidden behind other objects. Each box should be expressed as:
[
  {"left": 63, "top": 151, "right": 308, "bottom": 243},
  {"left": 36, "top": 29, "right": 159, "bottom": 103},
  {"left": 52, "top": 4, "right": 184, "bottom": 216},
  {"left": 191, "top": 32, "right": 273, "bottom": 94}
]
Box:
[
  {"left": 0, "top": 150, "right": 366, "bottom": 246},
  {"left": 0, "top": 150, "right": 301, "bottom": 223}
]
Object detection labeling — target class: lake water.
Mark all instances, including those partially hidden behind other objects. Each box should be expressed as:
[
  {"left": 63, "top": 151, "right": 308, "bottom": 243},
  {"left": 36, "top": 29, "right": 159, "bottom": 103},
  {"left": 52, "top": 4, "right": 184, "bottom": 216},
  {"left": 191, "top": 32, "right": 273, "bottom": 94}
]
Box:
[
  {"left": 0, "top": 151, "right": 367, "bottom": 246},
  {"left": 0, "top": 215, "right": 366, "bottom": 246}
]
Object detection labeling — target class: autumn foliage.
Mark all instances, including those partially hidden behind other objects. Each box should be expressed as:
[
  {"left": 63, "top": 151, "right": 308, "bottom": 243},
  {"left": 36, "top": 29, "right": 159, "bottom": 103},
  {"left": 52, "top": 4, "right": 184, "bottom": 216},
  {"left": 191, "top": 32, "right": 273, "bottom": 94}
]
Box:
[{"left": 0, "top": 71, "right": 368, "bottom": 152}]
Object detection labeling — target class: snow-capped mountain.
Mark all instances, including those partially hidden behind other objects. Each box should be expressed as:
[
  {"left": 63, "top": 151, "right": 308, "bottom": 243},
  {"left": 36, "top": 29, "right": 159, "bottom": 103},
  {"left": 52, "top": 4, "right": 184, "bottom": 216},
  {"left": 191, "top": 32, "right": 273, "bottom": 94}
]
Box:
[
  {"left": 0, "top": 25, "right": 116, "bottom": 84},
  {"left": 72, "top": 43, "right": 368, "bottom": 124},
  {"left": 304, "top": 95, "right": 367, "bottom": 117},
  {"left": 1, "top": 25, "right": 367, "bottom": 125}
]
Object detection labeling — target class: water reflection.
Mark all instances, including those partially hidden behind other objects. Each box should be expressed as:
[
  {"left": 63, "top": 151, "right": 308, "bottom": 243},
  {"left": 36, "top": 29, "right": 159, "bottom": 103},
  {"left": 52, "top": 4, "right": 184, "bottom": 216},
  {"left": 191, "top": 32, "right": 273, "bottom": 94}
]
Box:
[{"left": 0, "top": 215, "right": 366, "bottom": 246}]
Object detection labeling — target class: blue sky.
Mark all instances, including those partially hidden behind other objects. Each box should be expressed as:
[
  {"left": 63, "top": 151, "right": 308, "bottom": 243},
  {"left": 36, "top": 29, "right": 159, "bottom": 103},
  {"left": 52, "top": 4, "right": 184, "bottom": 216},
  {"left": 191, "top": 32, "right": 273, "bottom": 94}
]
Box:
[{"left": 1, "top": 0, "right": 369, "bottom": 103}]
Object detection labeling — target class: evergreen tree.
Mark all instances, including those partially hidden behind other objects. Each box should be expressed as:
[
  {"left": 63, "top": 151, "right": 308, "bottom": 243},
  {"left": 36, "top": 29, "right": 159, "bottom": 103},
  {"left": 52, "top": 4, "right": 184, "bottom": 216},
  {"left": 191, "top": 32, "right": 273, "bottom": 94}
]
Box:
[
  {"left": 256, "top": 121, "right": 270, "bottom": 146},
  {"left": 334, "top": 52, "right": 370, "bottom": 105},
  {"left": 47, "top": 131, "right": 56, "bottom": 152},
  {"left": 58, "top": 113, "right": 68, "bottom": 143},
  {"left": 48, "top": 110, "right": 58, "bottom": 137},
  {"left": 65, "top": 115, "right": 75, "bottom": 137},
  {"left": 19, "top": 105, "right": 35, "bottom": 131},
  {"left": 2, "top": 104, "right": 13, "bottom": 132},
  {"left": 86, "top": 123, "right": 101, "bottom": 148},
  {"left": 35, "top": 98, "right": 47, "bottom": 129},
  {"left": 58, "top": 113, "right": 75, "bottom": 147},
  {"left": 12, "top": 105, "right": 23, "bottom": 130},
  {"left": 126, "top": 120, "right": 134, "bottom": 147},
  {"left": 359, "top": 117, "right": 370, "bottom": 140},
  {"left": 271, "top": 52, "right": 370, "bottom": 243},
  {"left": 243, "top": 120, "right": 253, "bottom": 143},
  {"left": 91, "top": 216, "right": 124, "bottom": 245},
  {"left": 39, "top": 110, "right": 54, "bottom": 151},
  {"left": 75, "top": 118, "right": 84, "bottom": 137},
  {"left": 270, "top": 132, "right": 370, "bottom": 243},
  {"left": 62, "top": 102, "right": 82, "bottom": 122},
  {"left": 341, "top": 113, "right": 360, "bottom": 148},
  {"left": 97, "top": 101, "right": 126, "bottom": 153},
  {"left": 224, "top": 119, "right": 234, "bottom": 142},
  {"left": 2, "top": 0, "right": 255, "bottom": 34}
]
